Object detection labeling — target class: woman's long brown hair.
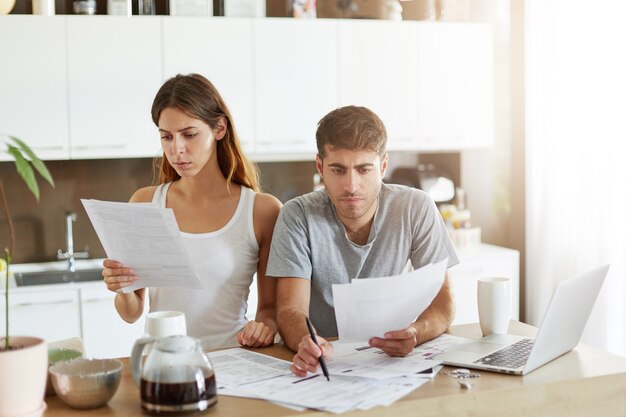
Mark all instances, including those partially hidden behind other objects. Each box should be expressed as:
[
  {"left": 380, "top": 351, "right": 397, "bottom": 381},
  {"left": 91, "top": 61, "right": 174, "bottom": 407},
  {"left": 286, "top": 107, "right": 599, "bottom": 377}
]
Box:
[{"left": 151, "top": 74, "right": 259, "bottom": 192}]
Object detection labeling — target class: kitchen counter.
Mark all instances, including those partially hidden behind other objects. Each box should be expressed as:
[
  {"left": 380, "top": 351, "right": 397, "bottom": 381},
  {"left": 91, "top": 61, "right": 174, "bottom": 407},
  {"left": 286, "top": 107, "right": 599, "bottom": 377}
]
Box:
[{"left": 42, "top": 321, "right": 626, "bottom": 417}]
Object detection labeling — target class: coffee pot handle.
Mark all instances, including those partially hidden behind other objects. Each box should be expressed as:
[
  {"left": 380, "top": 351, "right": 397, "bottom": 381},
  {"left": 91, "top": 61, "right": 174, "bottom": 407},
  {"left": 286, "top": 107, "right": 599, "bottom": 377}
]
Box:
[{"left": 130, "top": 337, "right": 156, "bottom": 387}]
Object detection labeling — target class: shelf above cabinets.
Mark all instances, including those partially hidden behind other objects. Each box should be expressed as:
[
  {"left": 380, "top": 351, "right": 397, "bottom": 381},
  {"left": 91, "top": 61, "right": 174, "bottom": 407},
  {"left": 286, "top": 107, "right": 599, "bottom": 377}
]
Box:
[{"left": 0, "top": 16, "right": 493, "bottom": 162}]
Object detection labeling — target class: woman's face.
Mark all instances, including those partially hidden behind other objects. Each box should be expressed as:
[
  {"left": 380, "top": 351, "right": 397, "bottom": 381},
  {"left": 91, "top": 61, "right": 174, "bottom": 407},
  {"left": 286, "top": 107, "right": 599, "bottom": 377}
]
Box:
[{"left": 158, "top": 107, "right": 224, "bottom": 178}]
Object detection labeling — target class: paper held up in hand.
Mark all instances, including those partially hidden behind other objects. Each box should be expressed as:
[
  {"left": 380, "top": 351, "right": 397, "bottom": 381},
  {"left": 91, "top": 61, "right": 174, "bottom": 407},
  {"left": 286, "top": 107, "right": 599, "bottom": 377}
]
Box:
[
  {"left": 81, "top": 199, "right": 204, "bottom": 293},
  {"left": 332, "top": 258, "right": 448, "bottom": 342}
]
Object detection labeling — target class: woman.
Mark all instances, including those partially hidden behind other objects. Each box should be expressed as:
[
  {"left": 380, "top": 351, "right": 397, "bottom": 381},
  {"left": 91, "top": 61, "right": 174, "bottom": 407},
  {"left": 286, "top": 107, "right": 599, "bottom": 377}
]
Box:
[{"left": 102, "top": 74, "right": 281, "bottom": 349}]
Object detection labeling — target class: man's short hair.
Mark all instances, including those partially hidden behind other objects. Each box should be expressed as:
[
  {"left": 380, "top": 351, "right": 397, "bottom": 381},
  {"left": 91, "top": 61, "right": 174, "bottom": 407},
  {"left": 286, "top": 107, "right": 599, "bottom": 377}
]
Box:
[{"left": 316, "top": 106, "right": 387, "bottom": 159}]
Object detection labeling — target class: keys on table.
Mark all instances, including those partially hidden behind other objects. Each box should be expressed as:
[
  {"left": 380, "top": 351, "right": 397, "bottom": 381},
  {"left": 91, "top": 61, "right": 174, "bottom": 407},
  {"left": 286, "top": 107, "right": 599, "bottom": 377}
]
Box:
[{"left": 444, "top": 368, "right": 481, "bottom": 389}]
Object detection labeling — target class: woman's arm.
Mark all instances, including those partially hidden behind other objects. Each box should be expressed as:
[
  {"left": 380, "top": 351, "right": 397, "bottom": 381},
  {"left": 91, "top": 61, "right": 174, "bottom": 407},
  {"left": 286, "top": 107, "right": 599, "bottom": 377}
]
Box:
[
  {"left": 237, "top": 192, "right": 282, "bottom": 347},
  {"left": 102, "top": 186, "right": 157, "bottom": 323}
]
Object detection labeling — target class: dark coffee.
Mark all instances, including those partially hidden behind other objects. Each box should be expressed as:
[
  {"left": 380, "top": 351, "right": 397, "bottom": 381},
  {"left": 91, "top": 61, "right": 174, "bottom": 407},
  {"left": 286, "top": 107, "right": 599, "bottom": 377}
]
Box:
[{"left": 140, "top": 375, "right": 217, "bottom": 414}]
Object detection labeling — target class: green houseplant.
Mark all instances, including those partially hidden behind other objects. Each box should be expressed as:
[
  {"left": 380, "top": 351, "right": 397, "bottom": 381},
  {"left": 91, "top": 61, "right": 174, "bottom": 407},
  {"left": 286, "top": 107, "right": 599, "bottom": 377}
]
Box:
[{"left": 0, "top": 134, "right": 54, "bottom": 416}]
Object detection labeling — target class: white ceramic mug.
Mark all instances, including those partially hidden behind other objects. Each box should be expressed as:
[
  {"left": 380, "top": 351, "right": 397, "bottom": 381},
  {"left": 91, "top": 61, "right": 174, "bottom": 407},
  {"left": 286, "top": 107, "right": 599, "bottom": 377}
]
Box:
[
  {"left": 144, "top": 311, "right": 187, "bottom": 338},
  {"left": 32, "top": 0, "right": 55, "bottom": 15},
  {"left": 477, "top": 277, "right": 511, "bottom": 336}
]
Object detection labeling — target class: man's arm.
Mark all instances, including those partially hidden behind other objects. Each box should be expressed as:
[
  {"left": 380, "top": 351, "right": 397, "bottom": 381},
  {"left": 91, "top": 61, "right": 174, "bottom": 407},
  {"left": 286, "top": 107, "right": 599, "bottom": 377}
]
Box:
[
  {"left": 277, "top": 277, "right": 312, "bottom": 351},
  {"left": 369, "top": 272, "right": 454, "bottom": 356},
  {"left": 277, "top": 277, "right": 334, "bottom": 376}
]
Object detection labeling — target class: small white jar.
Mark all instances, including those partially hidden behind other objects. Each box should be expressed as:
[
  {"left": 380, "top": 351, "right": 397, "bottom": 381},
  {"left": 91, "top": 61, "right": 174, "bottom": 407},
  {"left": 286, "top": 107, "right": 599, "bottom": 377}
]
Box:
[{"left": 32, "top": 0, "right": 55, "bottom": 15}]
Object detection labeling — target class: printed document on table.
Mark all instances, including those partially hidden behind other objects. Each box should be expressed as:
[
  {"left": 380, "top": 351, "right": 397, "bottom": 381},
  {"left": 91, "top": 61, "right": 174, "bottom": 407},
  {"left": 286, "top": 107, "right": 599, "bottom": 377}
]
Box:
[
  {"left": 81, "top": 199, "right": 203, "bottom": 293},
  {"left": 220, "top": 373, "right": 429, "bottom": 414},
  {"left": 332, "top": 258, "right": 448, "bottom": 341},
  {"left": 206, "top": 348, "right": 292, "bottom": 390},
  {"left": 328, "top": 342, "right": 441, "bottom": 379}
]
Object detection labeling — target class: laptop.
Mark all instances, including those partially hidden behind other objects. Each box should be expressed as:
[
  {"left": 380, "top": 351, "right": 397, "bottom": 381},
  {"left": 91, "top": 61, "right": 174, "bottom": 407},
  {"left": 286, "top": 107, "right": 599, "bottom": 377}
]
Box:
[{"left": 435, "top": 264, "right": 609, "bottom": 375}]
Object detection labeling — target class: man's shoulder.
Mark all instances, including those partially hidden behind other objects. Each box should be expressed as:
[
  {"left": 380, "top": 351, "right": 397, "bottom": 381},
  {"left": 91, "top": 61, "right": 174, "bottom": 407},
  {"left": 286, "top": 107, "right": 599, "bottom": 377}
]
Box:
[
  {"left": 381, "top": 183, "right": 431, "bottom": 204},
  {"left": 283, "top": 189, "right": 329, "bottom": 212}
]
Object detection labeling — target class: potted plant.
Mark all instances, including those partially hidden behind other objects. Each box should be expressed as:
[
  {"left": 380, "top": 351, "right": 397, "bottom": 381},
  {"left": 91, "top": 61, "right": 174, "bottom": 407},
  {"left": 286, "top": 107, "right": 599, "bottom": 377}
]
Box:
[{"left": 0, "top": 134, "right": 55, "bottom": 416}]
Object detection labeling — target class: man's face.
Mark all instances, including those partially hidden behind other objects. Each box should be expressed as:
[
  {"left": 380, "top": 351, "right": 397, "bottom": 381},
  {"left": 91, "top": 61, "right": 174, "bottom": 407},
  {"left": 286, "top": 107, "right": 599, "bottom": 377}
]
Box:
[{"left": 316, "top": 145, "right": 388, "bottom": 225}]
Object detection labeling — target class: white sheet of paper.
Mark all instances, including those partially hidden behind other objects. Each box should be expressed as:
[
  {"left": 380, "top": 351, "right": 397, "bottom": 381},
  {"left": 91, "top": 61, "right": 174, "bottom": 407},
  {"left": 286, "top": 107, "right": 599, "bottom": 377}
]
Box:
[
  {"left": 328, "top": 341, "right": 442, "bottom": 379},
  {"left": 206, "top": 348, "right": 292, "bottom": 390},
  {"left": 220, "top": 373, "right": 428, "bottom": 414},
  {"left": 81, "top": 199, "right": 204, "bottom": 293},
  {"left": 332, "top": 258, "right": 448, "bottom": 341},
  {"left": 412, "top": 333, "right": 474, "bottom": 359}
]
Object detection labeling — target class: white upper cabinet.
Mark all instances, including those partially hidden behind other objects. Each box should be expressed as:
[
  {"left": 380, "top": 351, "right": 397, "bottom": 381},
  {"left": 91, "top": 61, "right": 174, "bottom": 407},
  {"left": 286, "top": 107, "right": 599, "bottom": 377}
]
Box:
[
  {"left": 66, "top": 16, "right": 162, "bottom": 159},
  {"left": 338, "top": 20, "right": 419, "bottom": 151},
  {"left": 162, "top": 18, "right": 255, "bottom": 153},
  {"left": 0, "top": 16, "right": 69, "bottom": 160},
  {"left": 253, "top": 18, "right": 338, "bottom": 156},
  {"left": 416, "top": 23, "right": 494, "bottom": 150},
  {"left": 0, "top": 17, "right": 493, "bottom": 160}
]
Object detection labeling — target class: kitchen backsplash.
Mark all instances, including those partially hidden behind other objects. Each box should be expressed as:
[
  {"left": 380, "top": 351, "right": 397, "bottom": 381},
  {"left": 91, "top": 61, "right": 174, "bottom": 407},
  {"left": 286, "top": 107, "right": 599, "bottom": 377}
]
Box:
[{"left": 0, "top": 158, "right": 316, "bottom": 263}]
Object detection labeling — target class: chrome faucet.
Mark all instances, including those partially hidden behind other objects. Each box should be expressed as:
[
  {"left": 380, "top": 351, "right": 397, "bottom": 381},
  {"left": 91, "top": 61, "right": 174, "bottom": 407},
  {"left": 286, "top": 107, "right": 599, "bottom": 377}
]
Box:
[{"left": 57, "top": 211, "right": 89, "bottom": 272}]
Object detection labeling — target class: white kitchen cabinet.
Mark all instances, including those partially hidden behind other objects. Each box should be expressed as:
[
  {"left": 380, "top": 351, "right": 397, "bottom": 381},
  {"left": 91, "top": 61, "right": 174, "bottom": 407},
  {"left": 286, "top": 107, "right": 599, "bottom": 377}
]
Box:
[
  {"left": 0, "top": 16, "right": 493, "bottom": 160},
  {"left": 338, "top": 20, "right": 420, "bottom": 151},
  {"left": 253, "top": 18, "right": 338, "bottom": 155},
  {"left": 448, "top": 244, "right": 519, "bottom": 325},
  {"left": 0, "top": 289, "right": 81, "bottom": 342},
  {"left": 81, "top": 287, "right": 145, "bottom": 359},
  {"left": 0, "top": 16, "right": 69, "bottom": 160},
  {"left": 162, "top": 18, "right": 255, "bottom": 152},
  {"left": 66, "top": 16, "right": 162, "bottom": 159},
  {"left": 1, "top": 281, "right": 145, "bottom": 358},
  {"left": 416, "top": 23, "right": 494, "bottom": 150}
]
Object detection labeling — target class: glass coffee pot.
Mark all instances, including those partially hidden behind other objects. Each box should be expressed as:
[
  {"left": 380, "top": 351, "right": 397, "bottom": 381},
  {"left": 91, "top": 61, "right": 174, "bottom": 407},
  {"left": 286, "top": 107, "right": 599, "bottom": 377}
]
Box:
[{"left": 131, "top": 335, "right": 217, "bottom": 415}]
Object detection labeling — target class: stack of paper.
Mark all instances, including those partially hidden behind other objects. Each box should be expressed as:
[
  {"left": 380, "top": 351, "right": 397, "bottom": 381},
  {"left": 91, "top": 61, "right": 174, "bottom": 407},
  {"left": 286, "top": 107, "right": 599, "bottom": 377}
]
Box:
[{"left": 209, "top": 334, "right": 472, "bottom": 414}]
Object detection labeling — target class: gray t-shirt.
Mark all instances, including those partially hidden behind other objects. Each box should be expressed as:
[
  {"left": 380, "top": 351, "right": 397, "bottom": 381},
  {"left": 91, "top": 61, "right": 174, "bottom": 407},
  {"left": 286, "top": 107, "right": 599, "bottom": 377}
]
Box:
[{"left": 267, "top": 183, "right": 459, "bottom": 337}]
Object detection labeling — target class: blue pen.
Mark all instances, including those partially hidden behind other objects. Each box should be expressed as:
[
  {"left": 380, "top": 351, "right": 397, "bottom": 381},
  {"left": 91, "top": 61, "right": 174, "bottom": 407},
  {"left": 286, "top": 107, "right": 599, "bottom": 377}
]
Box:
[{"left": 305, "top": 317, "right": 330, "bottom": 381}]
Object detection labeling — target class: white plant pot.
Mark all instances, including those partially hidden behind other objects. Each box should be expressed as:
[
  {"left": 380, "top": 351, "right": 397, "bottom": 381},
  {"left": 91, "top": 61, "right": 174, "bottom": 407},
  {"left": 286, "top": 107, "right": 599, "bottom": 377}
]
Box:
[{"left": 0, "top": 337, "right": 48, "bottom": 417}]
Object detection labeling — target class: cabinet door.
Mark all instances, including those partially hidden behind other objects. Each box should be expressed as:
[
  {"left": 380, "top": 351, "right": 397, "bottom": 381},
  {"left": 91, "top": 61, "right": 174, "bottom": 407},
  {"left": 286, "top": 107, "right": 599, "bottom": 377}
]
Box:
[
  {"left": 254, "top": 18, "right": 338, "bottom": 156},
  {"left": 81, "top": 287, "right": 146, "bottom": 359},
  {"left": 0, "top": 16, "right": 69, "bottom": 160},
  {"left": 338, "top": 20, "right": 419, "bottom": 151},
  {"left": 66, "top": 16, "right": 162, "bottom": 159},
  {"left": 448, "top": 245, "right": 519, "bottom": 325},
  {"left": 0, "top": 289, "right": 81, "bottom": 342},
  {"left": 162, "top": 18, "right": 255, "bottom": 154},
  {"left": 416, "top": 23, "right": 494, "bottom": 150}
]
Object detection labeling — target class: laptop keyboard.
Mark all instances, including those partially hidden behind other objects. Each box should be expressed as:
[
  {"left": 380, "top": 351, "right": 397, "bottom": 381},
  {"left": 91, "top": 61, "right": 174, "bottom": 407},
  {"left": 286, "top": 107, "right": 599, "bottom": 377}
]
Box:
[{"left": 473, "top": 338, "right": 535, "bottom": 369}]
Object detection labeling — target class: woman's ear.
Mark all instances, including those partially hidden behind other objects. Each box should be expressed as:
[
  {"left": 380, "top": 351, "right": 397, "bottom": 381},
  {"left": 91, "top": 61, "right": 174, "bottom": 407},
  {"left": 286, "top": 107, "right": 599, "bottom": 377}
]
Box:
[{"left": 214, "top": 117, "right": 227, "bottom": 141}]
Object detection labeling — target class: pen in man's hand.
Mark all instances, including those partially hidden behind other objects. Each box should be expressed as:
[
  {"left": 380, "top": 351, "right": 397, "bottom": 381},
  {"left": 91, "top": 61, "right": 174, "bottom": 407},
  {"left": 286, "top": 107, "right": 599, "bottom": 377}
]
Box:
[{"left": 305, "top": 317, "right": 330, "bottom": 381}]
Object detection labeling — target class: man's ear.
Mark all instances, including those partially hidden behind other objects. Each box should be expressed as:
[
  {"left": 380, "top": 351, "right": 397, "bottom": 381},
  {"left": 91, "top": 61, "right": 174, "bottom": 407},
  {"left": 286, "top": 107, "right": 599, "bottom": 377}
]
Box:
[
  {"left": 315, "top": 154, "right": 324, "bottom": 179},
  {"left": 380, "top": 153, "right": 389, "bottom": 178},
  {"left": 214, "top": 117, "right": 227, "bottom": 141}
]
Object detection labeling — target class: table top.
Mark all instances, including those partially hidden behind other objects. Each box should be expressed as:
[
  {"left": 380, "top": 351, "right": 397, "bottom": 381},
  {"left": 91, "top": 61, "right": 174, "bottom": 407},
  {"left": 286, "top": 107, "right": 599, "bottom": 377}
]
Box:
[{"left": 42, "top": 321, "right": 626, "bottom": 417}]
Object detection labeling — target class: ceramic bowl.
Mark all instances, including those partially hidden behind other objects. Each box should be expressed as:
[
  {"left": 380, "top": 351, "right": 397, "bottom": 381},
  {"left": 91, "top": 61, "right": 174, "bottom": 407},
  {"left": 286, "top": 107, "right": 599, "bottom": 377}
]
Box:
[{"left": 49, "top": 358, "right": 123, "bottom": 409}]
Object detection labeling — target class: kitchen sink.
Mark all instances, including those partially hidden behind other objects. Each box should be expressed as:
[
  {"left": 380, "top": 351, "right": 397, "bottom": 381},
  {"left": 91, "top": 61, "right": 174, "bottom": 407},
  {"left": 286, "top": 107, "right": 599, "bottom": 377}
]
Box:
[{"left": 14, "top": 268, "right": 103, "bottom": 286}]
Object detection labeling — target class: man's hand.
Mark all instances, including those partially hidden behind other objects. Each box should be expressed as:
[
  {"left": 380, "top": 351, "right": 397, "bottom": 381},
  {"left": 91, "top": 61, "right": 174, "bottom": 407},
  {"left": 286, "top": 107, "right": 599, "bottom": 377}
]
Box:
[
  {"left": 368, "top": 326, "right": 418, "bottom": 357},
  {"left": 290, "top": 335, "right": 333, "bottom": 377}
]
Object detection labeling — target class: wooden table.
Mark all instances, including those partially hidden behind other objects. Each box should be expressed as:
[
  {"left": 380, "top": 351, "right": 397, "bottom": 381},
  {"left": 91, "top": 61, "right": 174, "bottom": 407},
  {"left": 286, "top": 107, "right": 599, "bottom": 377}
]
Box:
[{"left": 43, "top": 321, "right": 626, "bottom": 417}]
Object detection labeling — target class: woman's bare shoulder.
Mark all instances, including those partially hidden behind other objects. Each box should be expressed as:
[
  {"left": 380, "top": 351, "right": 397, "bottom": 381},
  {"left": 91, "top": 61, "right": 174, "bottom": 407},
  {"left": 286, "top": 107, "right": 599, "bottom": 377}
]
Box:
[
  {"left": 254, "top": 192, "right": 282, "bottom": 215},
  {"left": 129, "top": 185, "right": 159, "bottom": 203}
]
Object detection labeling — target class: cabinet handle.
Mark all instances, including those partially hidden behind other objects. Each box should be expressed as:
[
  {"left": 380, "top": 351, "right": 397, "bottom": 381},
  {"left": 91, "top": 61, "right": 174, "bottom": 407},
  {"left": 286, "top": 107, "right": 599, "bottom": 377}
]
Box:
[
  {"left": 0, "top": 146, "right": 65, "bottom": 155},
  {"left": 30, "top": 146, "right": 65, "bottom": 151},
  {"left": 13, "top": 299, "right": 75, "bottom": 307},
  {"left": 72, "top": 145, "right": 126, "bottom": 150},
  {"left": 83, "top": 298, "right": 111, "bottom": 303}
]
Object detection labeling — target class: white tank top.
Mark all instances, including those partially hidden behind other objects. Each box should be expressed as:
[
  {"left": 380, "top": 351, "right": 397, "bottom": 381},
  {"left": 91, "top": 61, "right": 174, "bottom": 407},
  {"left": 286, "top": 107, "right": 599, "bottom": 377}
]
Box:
[{"left": 149, "top": 182, "right": 258, "bottom": 349}]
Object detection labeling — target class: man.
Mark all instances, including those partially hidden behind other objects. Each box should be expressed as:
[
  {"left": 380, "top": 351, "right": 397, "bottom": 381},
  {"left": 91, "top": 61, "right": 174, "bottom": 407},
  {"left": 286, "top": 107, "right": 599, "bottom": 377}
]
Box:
[{"left": 267, "top": 106, "right": 459, "bottom": 377}]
